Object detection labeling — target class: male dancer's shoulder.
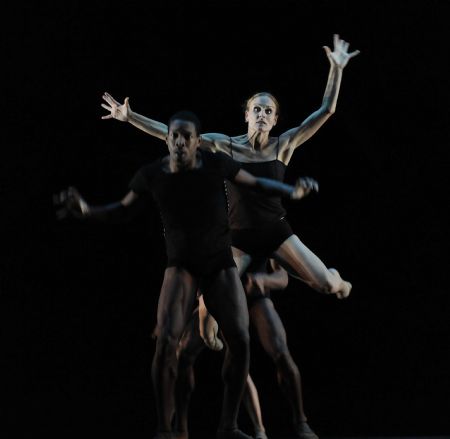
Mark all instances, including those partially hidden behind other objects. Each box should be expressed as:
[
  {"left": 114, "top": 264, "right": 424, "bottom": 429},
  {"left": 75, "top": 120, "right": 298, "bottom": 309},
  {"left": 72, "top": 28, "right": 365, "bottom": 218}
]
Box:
[{"left": 129, "top": 157, "right": 165, "bottom": 195}]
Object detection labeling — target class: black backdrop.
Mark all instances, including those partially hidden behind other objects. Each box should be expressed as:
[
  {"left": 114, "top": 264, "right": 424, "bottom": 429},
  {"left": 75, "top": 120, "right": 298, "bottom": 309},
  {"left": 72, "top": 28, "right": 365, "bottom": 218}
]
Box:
[{"left": 3, "top": 1, "right": 449, "bottom": 437}]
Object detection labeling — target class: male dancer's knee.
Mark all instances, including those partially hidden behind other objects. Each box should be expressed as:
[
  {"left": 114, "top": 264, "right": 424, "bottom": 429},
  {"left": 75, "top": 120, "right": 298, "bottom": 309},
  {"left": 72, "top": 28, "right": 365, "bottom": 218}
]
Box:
[
  {"left": 222, "top": 329, "right": 250, "bottom": 381},
  {"left": 226, "top": 328, "right": 250, "bottom": 354}
]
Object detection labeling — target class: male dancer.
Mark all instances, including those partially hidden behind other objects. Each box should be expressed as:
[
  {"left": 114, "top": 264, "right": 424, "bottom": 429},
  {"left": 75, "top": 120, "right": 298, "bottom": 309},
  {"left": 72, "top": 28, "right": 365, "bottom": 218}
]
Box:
[{"left": 56, "top": 111, "right": 317, "bottom": 439}]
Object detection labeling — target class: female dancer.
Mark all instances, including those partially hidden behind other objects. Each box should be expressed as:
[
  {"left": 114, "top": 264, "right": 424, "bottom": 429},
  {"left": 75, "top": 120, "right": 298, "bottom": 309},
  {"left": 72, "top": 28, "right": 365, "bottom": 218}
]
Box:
[{"left": 101, "top": 34, "right": 359, "bottom": 297}]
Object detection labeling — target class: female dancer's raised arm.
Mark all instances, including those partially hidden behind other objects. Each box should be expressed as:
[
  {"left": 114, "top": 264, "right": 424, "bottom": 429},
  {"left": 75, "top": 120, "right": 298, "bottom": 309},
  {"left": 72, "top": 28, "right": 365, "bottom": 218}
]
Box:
[{"left": 100, "top": 35, "right": 359, "bottom": 159}]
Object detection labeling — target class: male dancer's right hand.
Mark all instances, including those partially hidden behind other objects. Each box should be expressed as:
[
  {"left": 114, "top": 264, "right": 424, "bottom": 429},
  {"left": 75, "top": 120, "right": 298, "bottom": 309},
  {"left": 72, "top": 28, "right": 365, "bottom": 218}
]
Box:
[
  {"left": 101, "top": 92, "right": 130, "bottom": 122},
  {"left": 53, "top": 186, "right": 90, "bottom": 220},
  {"left": 291, "top": 177, "right": 319, "bottom": 200}
]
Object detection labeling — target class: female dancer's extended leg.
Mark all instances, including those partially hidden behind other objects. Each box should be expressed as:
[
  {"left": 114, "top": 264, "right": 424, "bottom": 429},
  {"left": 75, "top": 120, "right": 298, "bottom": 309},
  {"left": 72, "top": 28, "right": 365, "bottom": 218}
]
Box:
[{"left": 273, "top": 235, "right": 351, "bottom": 298}]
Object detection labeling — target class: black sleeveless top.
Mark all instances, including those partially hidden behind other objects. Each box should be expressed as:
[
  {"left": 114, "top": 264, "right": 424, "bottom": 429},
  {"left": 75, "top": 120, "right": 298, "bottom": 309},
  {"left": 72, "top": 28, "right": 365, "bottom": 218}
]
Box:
[{"left": 227, "top": 138, "right": 287, "bottom": 229}]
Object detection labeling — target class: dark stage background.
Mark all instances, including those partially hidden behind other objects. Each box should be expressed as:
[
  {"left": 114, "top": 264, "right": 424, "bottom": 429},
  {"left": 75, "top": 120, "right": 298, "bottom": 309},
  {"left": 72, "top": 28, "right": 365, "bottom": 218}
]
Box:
[{"left": 3, "top": 1, "right": 449, "bottom": 437}]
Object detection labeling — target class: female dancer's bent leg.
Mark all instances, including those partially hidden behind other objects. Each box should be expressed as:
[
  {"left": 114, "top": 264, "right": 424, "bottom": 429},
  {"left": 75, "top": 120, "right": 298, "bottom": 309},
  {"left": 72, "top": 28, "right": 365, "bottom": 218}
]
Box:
[{"left": 273, "top": 235, "right": 351, "bottom": 298}]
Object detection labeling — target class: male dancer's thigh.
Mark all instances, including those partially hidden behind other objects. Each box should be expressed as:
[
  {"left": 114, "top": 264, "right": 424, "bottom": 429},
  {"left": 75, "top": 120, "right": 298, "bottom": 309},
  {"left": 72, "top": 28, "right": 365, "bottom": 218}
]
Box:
[
  {"left": 155, "top": 267, "right": 199, "bottom": 339},
  {"left": 201, "top": 267, "right": 249, "bottom": 336},
  {"left": 249, "top": 298, "right": 288, "bottom": 358}
]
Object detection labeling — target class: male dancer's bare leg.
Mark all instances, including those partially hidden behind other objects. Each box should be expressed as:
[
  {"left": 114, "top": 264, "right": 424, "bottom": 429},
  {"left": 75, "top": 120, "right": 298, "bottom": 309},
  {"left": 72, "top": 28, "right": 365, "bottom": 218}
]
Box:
[
  {"left": 174, "top": 310, "right": 205, "bottom": 439},
  {"left": 152, "top": 267, "right": 199, "bottom": 438},
  {"left": 202, "top": 267, "right": 252, "bottom": 439},
  {"left": 250, "top": 297, "right": 318, "bottom": 439},
  {"left": 176, "top": 313, "right": 270, "bottom": 439}
]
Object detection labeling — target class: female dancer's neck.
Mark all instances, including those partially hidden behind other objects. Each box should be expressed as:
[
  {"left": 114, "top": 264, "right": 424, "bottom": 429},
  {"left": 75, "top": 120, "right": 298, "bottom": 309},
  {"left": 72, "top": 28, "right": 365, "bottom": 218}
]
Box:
[{"left": 247, "top": 130, "right": 270, "bottom": 150}]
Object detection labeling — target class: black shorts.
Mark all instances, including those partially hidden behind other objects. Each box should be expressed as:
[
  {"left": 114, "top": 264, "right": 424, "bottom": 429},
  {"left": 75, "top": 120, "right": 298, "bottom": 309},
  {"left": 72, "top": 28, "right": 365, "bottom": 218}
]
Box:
[
  {"left": 231, "top": 218, "right": 294, "bottom": 257},
  {"left": 167, "top": 247, "right": 236, "bottom": 278}
]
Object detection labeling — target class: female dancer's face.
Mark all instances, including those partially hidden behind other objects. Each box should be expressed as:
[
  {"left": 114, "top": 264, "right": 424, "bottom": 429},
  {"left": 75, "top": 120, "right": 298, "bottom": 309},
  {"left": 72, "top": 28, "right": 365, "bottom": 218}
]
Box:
[{"left": 245, "top": 95, "right": 278, "bottom": 134}]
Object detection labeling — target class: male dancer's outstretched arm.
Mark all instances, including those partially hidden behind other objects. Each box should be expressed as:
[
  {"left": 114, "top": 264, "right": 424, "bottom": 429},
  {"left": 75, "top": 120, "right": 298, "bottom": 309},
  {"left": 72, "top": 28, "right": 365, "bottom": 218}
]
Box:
[{"left": 54, "top": 186, "right": 142, "bottom": 222}]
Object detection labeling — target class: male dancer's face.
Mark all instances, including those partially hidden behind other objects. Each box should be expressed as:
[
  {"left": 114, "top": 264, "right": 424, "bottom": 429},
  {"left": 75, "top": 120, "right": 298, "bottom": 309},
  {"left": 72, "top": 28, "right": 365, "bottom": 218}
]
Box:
[
  {"left": 245, "top": 95, "right": 278, "bottom": 134},
  {"left": 166, "top": 119, "right": 201, "bottom": 170}
]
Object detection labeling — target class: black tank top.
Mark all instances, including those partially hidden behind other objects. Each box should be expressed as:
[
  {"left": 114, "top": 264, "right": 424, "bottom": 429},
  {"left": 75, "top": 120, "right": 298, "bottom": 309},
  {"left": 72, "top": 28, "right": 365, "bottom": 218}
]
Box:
[{"left": 227, "top": 138, "right": 287, "bottom": 229}]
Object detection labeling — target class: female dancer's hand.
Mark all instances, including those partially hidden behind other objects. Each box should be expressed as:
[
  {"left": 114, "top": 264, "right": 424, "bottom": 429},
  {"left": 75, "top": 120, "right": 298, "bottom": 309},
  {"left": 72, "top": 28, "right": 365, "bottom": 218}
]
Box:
[
  {"left": 101, "top": 92, "right": 131, "bottom": 122},
  {"left": 291, "top": 177, "right": 319, "bottom": 200},
  {"left": 323, "top": 34, "right": 360, "bottom": 69},
  {"left": 53, "top": 186, "right": 90, "bottom": 219}
]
